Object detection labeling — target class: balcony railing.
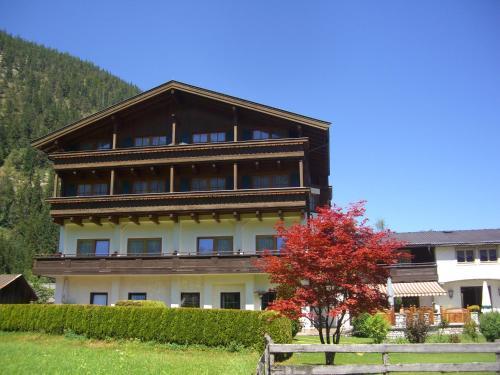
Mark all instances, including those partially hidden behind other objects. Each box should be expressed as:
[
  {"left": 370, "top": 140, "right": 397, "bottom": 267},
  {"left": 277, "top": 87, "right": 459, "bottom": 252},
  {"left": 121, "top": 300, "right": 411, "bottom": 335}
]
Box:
[
  {"left": 387, "top": 262, "right": 438, "bottom": 282},
  {"left": 50, "top": 138, "right": 309, "bottom": 171},
  {"left": 33, "top": 250, "right": 281, "bottom": 276},
  {"left": 48, "top": 187, "right": 311, "bottom": 220}
]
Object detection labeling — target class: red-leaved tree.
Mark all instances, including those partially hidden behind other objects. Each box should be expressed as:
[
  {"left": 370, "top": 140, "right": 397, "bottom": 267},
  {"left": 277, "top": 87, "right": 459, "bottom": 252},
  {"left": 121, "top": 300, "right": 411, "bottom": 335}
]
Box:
[{"left": 257, "top": 202, "right": 406, "bottom": 364}]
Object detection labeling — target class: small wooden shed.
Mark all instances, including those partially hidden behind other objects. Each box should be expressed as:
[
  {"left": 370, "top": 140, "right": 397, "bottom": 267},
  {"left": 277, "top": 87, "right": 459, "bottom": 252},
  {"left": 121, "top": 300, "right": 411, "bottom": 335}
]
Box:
[{"left": 0, "top": 274, "right": 38, "bottom": 304}]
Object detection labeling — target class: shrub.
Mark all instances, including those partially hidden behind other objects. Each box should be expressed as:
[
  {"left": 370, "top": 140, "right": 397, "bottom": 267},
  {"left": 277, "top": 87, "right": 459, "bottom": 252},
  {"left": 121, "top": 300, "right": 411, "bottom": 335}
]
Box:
[
  {"left": 351, "top": 312, "right": 371, "bottom": 338},
  {"left": 290, "top": 319, "right": 301, "bottom": 337},
  {"left": 405, "top": 315, "right": 430, "bottom": 343},
  {"left": 0, "top": 304, "right": 292, "bottom": 351},
  {"left": 463, "top": 319, "right": 478, "bottom": 342},
  {"left": 466, "top": 305, "right": 480, "bottom": 312},
  {"left": 364, "top": 314, "right": 390, "bottom": 344},
  {"left": 479, "top": 312, "right": 500, "bottom": 342},
  {"left": 114, "top": 300, "right": 166, "bottom": 308},
  {"left": 448, "top": 333, "right": 461, "bottom": 343}
]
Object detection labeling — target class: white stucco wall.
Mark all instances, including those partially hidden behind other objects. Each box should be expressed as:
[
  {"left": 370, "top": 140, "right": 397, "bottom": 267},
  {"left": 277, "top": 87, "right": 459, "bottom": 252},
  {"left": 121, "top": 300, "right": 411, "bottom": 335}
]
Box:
[
  {"left": 61, "top": 212, "right": 302, "bottom": 255},
  {"left": 435, "top": 245, "right": 500, "bottom": 283},
  {"left": 55, "top": 274, "right": 271, "bottom": 310}
]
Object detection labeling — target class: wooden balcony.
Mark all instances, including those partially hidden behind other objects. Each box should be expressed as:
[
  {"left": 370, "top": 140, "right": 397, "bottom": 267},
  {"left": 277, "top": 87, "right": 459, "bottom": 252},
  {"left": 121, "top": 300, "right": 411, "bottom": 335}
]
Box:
[
  {"left": 49, "top": 138, "right": 308, "bottom": 171},
  {"left": 33, "top": 252, "right": 273, "bottom": 276},
  {"left": 48, "top": 187, "right": 310, "bottom": 221},
  {"left": 388, "top": 262, "right": 438, "bottom": 282}
]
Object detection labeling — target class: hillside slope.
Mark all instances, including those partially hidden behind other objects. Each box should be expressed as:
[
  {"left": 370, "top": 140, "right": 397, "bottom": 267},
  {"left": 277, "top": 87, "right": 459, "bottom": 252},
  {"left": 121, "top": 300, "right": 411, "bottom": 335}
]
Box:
[{"left": 0, "top": 31, "right": 141, "bottom": 275}]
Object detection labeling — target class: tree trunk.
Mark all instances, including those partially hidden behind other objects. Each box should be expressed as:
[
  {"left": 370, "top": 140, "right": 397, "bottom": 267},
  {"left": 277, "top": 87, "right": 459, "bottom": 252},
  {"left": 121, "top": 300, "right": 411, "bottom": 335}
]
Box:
[{"left": 325, "top": 351, "right": 336, "bottom": 365}]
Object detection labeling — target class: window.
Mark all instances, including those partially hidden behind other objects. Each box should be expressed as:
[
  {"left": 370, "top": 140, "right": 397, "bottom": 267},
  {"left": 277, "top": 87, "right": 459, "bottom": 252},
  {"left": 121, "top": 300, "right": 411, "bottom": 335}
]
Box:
[
  {"left": 97, "top": 140, "right": 111, "bottom": 150},
  {"left": 90, "top": 293, "right": 108, "bottom": 306},
  {"left": 479, "top": 249, "right": 498, "bottom": 262},
  {"left": 261, "top": 292, "right": 276, "bottom": 310},
  {"left": 457, "top": 249, "right": 474, "bottom": 263},
  {"left": 191, "top": 177, "right": 226, "bottom": 191},
  {"left": 256, "top": 236, "right": 284, "bottom": 252},
  {"left": 127, "top": 238, "right": 162, "bottom": 255},
  {"left": 193, "top": 132, "right": 226, "bottom": 144},
  {"left": 151, "top": 136, "right": 167, "bottom": 146},
  {"left": 77, "top": 184, "right": 92, "bottom": 196},
  {"left": 252, "top": 175, "right": 289, "bottom": 189},
  {"left": 149, "top": 180, "right": 164, "bottom": 193},
  {"left": 197, "top": 237, "right": 233, "bottom": 255},
  {"left": 77, "top": 239, "right": 110, "bottom": 256},
  {"left": 252, "top": 130, "right": 269, "bottom": 140},
  {"left": 252, "top": 130, "right": 283, "bottom": 140},
  {"left": 132, "top": 181, "right": 147, "bottom": 194},
  {"left": 221, "top": 292, "right": 240, "bottom": 309},
  {"left": 93, "top": 183, "right": 108, "bottom": 195},
  {"left": 181, "top": 293, "right": 200, "bottom": 308},
  {"left": 128, "top": 293, "right": 147, "bottom": 300},
  {"left": 134, "top": 136, "right": 168, "bottom": 147}
]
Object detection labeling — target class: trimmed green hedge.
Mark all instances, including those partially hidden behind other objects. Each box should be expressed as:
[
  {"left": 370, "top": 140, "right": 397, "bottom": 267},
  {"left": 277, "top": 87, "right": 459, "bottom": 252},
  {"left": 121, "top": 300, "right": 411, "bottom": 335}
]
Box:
[
  {"left": 0, "top": 304, "right": 292, "bottom": 350},
  {"left": 114, "top": 300, "right": 166, "bottom": 307}
]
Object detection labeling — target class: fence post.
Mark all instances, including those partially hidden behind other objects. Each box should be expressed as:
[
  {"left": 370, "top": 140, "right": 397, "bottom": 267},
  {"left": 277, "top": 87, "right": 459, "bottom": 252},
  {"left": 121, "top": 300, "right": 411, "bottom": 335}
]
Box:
[
  {"left": 495, "top": 339, "right": 500, "bottom": 375},
  {"left": 382, "top": 352, "right": 390, "bottom": 375},
  {"left": 264, "top": 334, "right": 273, "bottom": 375}
]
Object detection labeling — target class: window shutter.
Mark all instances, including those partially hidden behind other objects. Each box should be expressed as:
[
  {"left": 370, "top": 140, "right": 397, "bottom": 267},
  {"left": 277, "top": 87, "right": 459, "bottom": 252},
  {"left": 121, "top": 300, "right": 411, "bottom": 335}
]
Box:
[
  {"left": 225, "top": 129, "right": 233, "bottom": 142},
  {"left": 66, "top": 183, "right": 77, "bottom": 197},
  {"left": 122, "top": 181, "right": 131, "bottom": 194},
  {"left": 180, "top": 178, "right": 190, "bottom": 192},
  {"left": 241, "top": 129, "right": 252, "bottom": 141},
  {"left": 241, "top": 175, "right": 251, "bottom": 189},
  {"left": 290, "top": 172, "right": 299, "bottom": 187},
  {"left": 225, "top": 177, "right": 233, "bottom": 190},
  {"left": 181, "top": 131, "right": 190, "bottom": 144}
]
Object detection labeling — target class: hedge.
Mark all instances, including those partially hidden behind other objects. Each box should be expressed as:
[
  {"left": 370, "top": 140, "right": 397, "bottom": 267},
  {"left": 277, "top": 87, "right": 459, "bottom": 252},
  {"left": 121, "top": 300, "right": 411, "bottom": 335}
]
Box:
[
  {"left": 0, "top": 304, "right": 292, "bottom": 350},
  {"left": 114, "top": 300, "right": 166, "bottom": 307}
]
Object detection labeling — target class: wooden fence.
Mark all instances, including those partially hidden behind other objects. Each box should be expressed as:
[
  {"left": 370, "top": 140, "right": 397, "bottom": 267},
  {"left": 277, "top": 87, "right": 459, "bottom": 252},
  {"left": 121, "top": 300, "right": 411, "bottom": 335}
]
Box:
[{"left": 257, "top": 335, "right": 500, "bottom": 375}]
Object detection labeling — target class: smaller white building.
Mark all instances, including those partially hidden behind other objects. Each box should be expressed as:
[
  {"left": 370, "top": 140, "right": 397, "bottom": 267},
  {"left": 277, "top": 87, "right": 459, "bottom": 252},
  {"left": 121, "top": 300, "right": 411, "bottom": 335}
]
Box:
[{"left": 395, "top": 229, "right": 500, "bottom": 312}]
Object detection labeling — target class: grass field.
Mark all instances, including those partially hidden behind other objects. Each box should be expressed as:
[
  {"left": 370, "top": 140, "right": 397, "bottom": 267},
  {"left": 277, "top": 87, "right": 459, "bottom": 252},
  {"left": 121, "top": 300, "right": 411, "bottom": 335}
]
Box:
[{"left": 0, "top": 331, "right": 496, "bottom": 374}]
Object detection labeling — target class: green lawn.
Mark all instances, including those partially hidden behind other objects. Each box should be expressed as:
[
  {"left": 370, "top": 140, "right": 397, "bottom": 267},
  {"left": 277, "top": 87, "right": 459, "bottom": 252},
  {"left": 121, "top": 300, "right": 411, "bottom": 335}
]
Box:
[
  {"left": 0, "top": 331, "right": 259, "bottom": 375},
  {"left": 0, "top": 332, "right": 496, "bottom": 375}
]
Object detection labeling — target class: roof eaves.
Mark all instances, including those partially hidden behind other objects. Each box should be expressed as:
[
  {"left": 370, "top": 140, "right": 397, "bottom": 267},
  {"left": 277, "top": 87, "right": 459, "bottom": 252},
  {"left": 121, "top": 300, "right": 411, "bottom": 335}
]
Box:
[{"left": 31, "top": 80, "right": 330, "bottom": 149}]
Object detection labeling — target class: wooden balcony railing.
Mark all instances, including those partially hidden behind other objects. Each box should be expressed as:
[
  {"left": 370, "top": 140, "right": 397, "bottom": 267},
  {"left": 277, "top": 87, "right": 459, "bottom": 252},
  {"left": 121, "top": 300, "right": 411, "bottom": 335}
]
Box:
[
  {"left": 33, "top": 251, "right": 280, "bottom": 276},
  {"left": 50, "top": 138, "right": 309, "bottom": 171},
  {"left": 48, "top": 187, "right": 310, "bottom": 222},
  {"left": 388, "top": 262, "right": 438, "bottom": 282}
]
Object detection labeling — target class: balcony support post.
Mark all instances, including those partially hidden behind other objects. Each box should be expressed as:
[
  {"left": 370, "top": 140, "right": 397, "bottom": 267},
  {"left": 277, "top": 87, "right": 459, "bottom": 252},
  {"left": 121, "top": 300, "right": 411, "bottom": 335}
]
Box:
[
  {"left": 171, "top": 114, "right": 176, "bottom": 145},
  {"left": 112, "top": 119, "right": 118, "bottom": 149},
  {"left": 170, "top": 166, "right": 175, "bottom": 192},
  {"left": 233, "top": 162, "right": 238, "bottom": 190},
  {"left": 110, "top": 169, "right": 115, "bottom": 195},
  {"left": 299, "top": 159, "right": 304, "bottom": 187},
  {"left": 53, "top": 173, "right": 60, "bottom": 198},
  {"left": 232, "top": 106, "right": 238, "bottom": 142}
]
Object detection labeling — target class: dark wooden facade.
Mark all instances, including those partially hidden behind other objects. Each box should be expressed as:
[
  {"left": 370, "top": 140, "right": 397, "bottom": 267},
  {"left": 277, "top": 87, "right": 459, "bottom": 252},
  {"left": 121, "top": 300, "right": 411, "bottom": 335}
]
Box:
[
  {"left": 0, "top": 275, "right": 38, "bottom": 303},
  {"left": 34, "top": 81, "right": 331, "bottom": 223}
]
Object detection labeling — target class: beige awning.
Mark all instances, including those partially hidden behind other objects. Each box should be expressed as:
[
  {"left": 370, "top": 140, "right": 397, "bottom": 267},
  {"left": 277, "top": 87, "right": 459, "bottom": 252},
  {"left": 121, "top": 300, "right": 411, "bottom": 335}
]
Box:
[{"left": 379, "top": 281, "right": 447, "bottom": 297}]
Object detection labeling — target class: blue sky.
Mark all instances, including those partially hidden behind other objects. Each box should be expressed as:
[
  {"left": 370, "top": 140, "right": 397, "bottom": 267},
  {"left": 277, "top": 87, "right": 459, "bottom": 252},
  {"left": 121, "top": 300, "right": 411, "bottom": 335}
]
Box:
[{"left": 1, "top": 0, "right": 499, "bottom": 232}]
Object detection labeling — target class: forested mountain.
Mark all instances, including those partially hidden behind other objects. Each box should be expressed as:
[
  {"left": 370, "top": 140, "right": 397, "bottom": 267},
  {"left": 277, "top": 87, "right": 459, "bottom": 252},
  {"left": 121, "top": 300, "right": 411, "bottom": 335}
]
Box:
[{"left": 0, "top": 31, "right": 141, "bottom": 276}]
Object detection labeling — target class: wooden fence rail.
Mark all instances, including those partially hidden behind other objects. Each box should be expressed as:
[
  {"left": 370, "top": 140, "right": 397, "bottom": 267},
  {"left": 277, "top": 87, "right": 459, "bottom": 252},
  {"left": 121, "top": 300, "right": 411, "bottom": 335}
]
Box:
[{"left": 257, "top": 336, "right": 500, "bottom": 375}]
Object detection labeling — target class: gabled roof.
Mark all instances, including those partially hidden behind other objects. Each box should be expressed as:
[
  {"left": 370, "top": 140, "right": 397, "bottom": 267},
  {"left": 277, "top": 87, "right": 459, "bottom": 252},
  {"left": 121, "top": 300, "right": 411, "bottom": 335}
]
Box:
[
  {"left": 0, "top": 274, "right": 23, "bottom": 289},
  {"left": 31, "top": 80, "right": 330, "bottom": 150},
  {"left": 394, "top": 228, "right": 500, "bottom": 246}
]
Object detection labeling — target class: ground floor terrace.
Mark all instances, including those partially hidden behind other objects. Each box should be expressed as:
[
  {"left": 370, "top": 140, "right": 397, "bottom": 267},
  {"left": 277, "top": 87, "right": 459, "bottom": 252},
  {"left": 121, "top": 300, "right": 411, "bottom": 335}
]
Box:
[{"left": 54, "top": 274, "right": 274, "bottom": 310}]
